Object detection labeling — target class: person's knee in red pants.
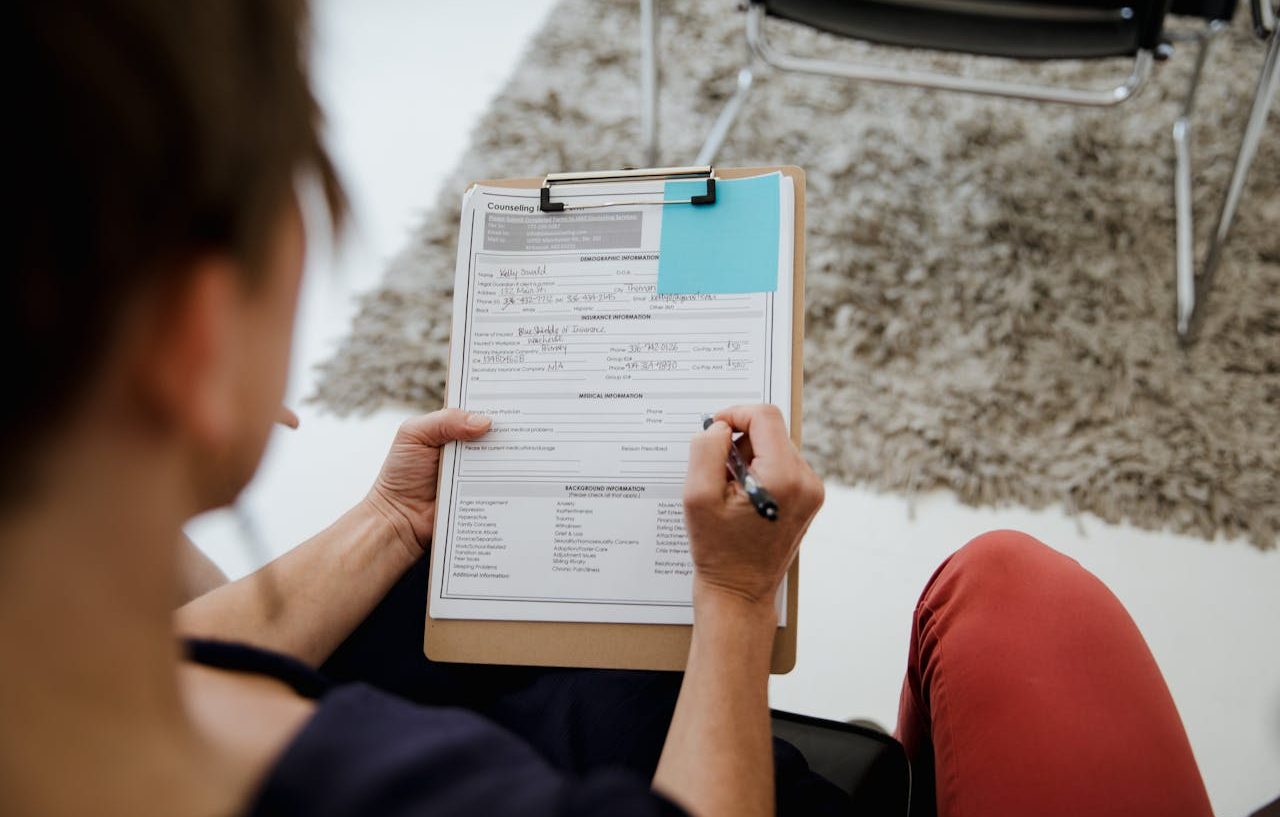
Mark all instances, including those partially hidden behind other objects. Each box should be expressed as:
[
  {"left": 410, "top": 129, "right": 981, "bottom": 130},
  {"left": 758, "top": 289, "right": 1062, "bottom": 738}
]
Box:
[{"left": 895, "top": 530, "right": 1213, "bottom": 817}]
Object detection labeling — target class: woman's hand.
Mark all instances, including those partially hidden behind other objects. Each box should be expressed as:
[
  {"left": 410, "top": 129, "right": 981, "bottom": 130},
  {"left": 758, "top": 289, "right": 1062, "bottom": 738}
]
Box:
[
  {"left": 682, "top": 404, "right": 824, "bottom": 609},
  {"left": 178, "top": 409, "right": 492, "bottom": 667},
  {"left": 363, "top": 409, "right": 492, "bottom": 559}
]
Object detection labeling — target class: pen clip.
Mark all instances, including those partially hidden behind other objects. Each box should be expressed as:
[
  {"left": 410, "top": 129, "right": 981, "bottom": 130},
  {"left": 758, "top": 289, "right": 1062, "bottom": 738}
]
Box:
[
  {"left": 726, "top": 439, "right": 750, "bottom": 483},
  {"left": 702, "top": 414, "right": 778, "bottom": 521}
]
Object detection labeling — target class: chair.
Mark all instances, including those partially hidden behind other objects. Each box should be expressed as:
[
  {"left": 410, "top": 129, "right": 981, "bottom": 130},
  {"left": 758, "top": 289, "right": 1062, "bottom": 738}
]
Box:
[
  {"left": 771, "top": 709, "right": 911, "bottom": 812},
  {"left": 638, "top": 0, "right": 1279, "bottom": 341}
]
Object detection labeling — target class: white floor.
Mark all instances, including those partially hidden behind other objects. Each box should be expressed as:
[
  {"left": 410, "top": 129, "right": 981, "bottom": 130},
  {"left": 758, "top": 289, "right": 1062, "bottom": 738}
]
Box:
[{"left": 187, "top": 2, "right": 1280, "bottom": 814}]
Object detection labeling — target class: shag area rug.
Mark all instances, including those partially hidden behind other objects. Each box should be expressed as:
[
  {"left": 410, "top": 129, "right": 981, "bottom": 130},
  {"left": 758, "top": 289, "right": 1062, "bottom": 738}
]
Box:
[{"left": 314, "top": 0, "right": 1280, "bottom": 550}]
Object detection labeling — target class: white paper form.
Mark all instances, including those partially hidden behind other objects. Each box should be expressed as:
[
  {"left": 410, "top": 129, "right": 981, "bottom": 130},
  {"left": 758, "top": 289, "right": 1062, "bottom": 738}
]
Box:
[{"left": 428, "top": 174, "right": 794, "bottom": 624}]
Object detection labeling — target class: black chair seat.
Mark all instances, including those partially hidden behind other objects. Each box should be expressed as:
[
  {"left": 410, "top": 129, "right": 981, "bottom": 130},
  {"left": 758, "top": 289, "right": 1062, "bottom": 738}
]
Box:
[
  {"left": 762, "top": 0, "right": 1167, "bottom": 58},
  {"left": 1168, "top": 0, "right": 1237, "bottom": 20},
  {"left": 772, "top": 709, "right": 911, "bottom": 813}
]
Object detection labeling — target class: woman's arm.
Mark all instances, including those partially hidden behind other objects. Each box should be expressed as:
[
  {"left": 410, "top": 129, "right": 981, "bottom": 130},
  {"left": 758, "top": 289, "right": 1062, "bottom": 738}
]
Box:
[
  {"left": 175, "top": 409, "right": 491, "bottom": 666},
  {"left": 652, "top": 405, "right": 824, "bottom": 817},
  {"left": 654, "top": 588, "right": 778, "bottom": 817},
  {"left": 175, "top": 500, "right": 415, "bottom": 665}
]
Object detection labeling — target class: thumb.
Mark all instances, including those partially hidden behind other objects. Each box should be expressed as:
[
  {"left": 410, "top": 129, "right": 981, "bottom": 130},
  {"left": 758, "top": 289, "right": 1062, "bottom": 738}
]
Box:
[
  {"left": 401, "top": 409, "right": 492, "bottom": 447},
  {"left": 684, "top": 420, "right": 732, "bottom": 508}
]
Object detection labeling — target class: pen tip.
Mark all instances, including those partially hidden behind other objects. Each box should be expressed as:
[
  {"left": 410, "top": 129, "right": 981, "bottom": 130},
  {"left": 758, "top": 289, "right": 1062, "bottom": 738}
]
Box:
[{"left": 701, "top": 414, "right": 714, "bottom": 430}]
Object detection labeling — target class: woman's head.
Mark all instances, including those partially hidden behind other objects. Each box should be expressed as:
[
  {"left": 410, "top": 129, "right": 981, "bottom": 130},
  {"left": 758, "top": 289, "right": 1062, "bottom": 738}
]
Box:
[{"left": 9, "top": 0, "right": 343, "bottom": 513}]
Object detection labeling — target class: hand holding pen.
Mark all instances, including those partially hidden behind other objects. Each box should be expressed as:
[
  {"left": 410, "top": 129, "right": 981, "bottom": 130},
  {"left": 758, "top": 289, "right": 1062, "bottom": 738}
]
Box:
[
  {"left": 682, "top": 405, "right": 825, "bottom": 607},
  {"left": 703, "top": 414, "right": 779, "bottom": 520}
]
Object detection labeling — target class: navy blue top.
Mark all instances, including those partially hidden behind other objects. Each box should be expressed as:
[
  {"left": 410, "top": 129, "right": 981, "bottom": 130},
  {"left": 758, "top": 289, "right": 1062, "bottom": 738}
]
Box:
[
  {"left": 188, "top": 638, "right": 686, "bottom": 817},
  {"left": 184, "top": 557, "right": 849, "bottom": 816}
]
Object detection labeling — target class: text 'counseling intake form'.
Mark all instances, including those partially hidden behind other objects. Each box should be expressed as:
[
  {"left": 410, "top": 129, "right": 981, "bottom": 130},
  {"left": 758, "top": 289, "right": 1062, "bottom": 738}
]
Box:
[{"left": 428, "top": 174, "right": 794, "bottom": 625}]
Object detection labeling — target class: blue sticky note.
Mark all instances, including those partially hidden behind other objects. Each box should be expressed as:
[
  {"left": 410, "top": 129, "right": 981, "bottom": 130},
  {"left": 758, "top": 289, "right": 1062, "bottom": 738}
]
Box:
[{"left": 657, "top": 173, "right": 780, "bottom": 294}]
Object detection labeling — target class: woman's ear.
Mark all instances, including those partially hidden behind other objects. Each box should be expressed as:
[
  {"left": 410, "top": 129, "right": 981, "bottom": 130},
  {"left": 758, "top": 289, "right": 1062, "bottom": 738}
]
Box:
[{"left": 133, "top": 256, "right": 243, "bottom": 451}]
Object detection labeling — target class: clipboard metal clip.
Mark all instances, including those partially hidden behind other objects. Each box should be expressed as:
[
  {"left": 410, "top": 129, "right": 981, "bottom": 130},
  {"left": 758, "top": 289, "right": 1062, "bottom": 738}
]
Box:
[{"left": 540, "top": 165, "right": 717, "bottom": 213}]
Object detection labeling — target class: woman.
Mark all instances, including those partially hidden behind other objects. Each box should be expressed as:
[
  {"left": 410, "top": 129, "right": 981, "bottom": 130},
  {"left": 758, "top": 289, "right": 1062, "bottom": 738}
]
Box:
[{"left": 3, "top": 1, "right": 1214, "bottom": 815}]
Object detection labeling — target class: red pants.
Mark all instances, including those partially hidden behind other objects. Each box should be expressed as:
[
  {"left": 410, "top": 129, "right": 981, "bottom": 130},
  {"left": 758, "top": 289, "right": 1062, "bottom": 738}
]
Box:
[{"left": 895, "top": 530, "right": 1214, "bottom": 817}]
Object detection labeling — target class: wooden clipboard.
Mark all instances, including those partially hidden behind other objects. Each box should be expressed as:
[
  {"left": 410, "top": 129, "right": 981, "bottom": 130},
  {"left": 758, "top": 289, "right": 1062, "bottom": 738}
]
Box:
[{"left": 424, "top": 165, "right": 806, "bottom": 673}]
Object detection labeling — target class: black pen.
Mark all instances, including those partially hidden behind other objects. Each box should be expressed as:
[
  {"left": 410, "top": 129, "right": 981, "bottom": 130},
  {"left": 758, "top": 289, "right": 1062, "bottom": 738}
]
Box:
[{"left": 702, "top": 415, "right": 779, "bottom": 521}]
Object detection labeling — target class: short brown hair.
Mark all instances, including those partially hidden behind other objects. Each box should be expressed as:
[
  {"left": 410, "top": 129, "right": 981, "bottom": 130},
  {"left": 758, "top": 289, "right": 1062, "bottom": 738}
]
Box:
[{"left": 8, "top": 0, "right": 344, "bottom": 501}]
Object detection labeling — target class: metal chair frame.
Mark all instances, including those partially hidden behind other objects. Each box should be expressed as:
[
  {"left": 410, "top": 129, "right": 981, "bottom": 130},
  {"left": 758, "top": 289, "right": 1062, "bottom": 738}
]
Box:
[
  {"left": 1172, "top": 12, "right": 1279, "bottom": 339},
  {"left": 639, "top": 0, "right": 1279, "bottom": 342}
]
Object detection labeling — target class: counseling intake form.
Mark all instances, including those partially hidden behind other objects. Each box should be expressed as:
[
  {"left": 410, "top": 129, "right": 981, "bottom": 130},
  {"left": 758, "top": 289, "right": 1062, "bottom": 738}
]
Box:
[{"left": 428, "top": 174, "right": 794, "bottom": 625}]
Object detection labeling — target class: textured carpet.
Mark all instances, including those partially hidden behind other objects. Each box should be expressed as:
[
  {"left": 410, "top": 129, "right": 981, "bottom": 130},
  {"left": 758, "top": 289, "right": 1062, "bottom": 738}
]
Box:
[{"left": 313, "top": 1, "right": 1280, "bottom": 550}]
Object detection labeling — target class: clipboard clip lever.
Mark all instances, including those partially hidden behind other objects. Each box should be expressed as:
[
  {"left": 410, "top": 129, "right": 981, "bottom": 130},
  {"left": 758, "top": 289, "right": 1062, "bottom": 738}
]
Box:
[{"left": 540, "top": 165, "right": 717, "bottom": 213}]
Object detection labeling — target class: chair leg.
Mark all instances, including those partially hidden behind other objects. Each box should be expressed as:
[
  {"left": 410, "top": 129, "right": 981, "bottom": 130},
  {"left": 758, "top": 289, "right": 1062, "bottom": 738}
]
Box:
[
  {"left": 1176, "top": 24, "right": 1280, "bottom": 342},
  {"left": 232, "top": 502, "right": 283, "bottom": 612},
  {"left": 1182, "top": 26, "right": 1274, "bottom": 343},
  {"left": 641, "top": 0, "right": 659, "bottom": 167},
  {"left": 1172, "top": 22, "right": 1225, "bottom": 338},
  {"left": 696, "top": 65, "right": 755, "bottom": 165}
]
